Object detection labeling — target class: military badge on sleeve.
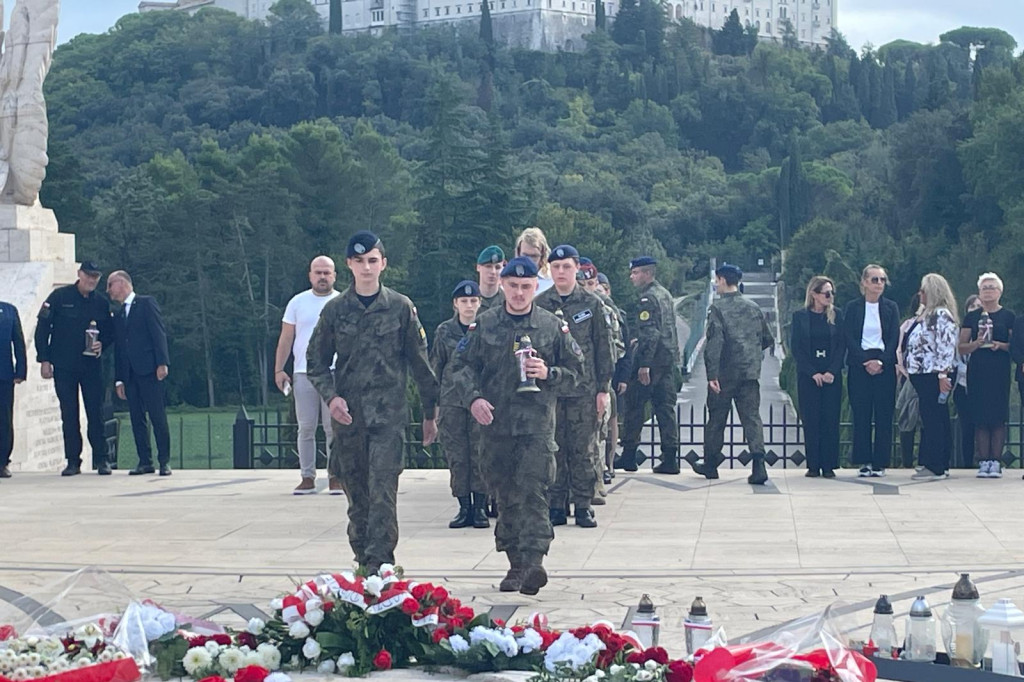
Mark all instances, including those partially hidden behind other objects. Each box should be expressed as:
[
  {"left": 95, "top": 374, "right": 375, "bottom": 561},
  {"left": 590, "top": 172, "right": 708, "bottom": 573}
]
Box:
[{"left": 639, "top": 311, "right": 650, "bottom": 321}]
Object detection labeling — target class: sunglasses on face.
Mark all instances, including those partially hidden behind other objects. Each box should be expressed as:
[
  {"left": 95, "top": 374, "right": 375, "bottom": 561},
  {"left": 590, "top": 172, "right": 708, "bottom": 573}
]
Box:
[
  {"left": 869, "top": 276, "right": 887, "bottom": 284},
  {"left": 815, "top": 290, "right": 833, "bottom": 298}
]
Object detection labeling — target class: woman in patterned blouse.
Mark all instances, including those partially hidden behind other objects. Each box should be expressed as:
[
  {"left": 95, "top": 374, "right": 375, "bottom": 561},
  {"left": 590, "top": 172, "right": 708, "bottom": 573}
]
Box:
[{"left": 906, "top": 273, "right": 959, "bottom": 481}]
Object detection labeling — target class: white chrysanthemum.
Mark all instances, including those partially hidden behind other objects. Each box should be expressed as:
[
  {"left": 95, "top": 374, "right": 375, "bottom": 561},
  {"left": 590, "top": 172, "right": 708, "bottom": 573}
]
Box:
[
  {"left": 244, "top": 651, "right": 264, "bottom": 668},
  {"left": 10, "top": 668, "right": 29, "bottom": 681},
  {"left": 257, "top": 643, "right": 281, "bottom": 670},
  {"left": 182, "top": 646, "right": 213, "bottom": 675},
  {"left": 26, "top": 653, "right": 41, "bottom": 667},
  {"left": 317, "top": 660, "right": 336, "bottom": 674},
  {"left": 247, "top": 618, "right": 266, "bottom": 635},
  {"left": 16, "top": 654, "right": 31, "bottom": 667},
  {"left": 304, "top": 609, "right": 324, "bottom": 627},
  {"left": 265, "top": 673, "right": 291, "bottom": 682},
  {"left": 75, "top": 657, "right": 94, "bottom": 669},
  {"left": 25, "top": 637, "right": 40, "bottom": 649},
  {"left": 218, "top": 647, "right": 245, "bottom": 674},
  {"left": 517, "top": 628, "right": 544, "bottom": 654},
  {"left": 287, "top": 621, "right": 310, "bottom": 639},
  {"left": 112, "top": 651, "right": 127, "bottom": 661},
  {"left": 337, "top": 652, "right": 356, "bottom": 672},
  {"left": 98, "top": 650, "right": 113, "bottom": 663},
  {"left": 302, "top": 638, "right": 321, "bottom": 661}
]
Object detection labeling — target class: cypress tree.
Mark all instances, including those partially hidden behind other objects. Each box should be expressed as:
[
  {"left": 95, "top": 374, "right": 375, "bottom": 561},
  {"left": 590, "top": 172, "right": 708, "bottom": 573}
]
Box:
[
  {"left": 596, "top": 0, "right": 606, "bottom": 31},
  {"left": 329, "top": 0, "right": 342, "bottom": 33}
]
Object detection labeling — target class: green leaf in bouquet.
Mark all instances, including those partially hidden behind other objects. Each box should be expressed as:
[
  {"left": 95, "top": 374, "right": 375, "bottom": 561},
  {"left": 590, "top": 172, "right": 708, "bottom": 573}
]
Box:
[{"left": 315, "top": 631, "right": 350, "bottom": 655}]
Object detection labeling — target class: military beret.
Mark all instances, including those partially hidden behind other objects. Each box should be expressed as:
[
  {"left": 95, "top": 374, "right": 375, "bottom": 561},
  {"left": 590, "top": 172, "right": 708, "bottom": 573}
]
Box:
[
  {"left": 579, "top": 257, "right": 594, "bottom": 266},
  {"left": 79, "top": 261, "right": 102, "bottom": 275},
  {"left": 597, "top": 272, "right": 609, "bottom": 285},
  {"left": 629, "top": 256, "right": 657, "bottom": 269},
  {"left": 347, "top": 230, "right": 382, "bottom": 258},
  {"left": 716, "top": 262, "right": 744, "bottom": 280},
  {"left": 501, "top": 256, "right": 539, "bottom": 278},
  {"left": 548, "top": 244, "right": 580, "bottom": 262},
  {"left": 477, "top": 245, "right": 505, "bottom": 265},
  {"left": 451, "top": 280, "right": 481, "bottom": 299},
  {"left": 578, "top": 262, "right": 598, "bottom": 280}
]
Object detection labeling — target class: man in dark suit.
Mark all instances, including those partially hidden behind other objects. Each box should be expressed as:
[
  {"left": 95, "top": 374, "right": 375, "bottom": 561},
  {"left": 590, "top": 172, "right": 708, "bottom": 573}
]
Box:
[
  {"left": 842, "top": 264, "right": 901, "bottom": 477},
  {"left": 0, "top": 300, "right": 27, "bottom": 478},
  {"left": 107, "top": 271, "right": 172, "bottom": 476}
]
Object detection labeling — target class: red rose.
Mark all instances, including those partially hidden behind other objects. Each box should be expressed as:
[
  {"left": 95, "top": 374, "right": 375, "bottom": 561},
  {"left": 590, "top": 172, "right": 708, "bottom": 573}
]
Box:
[
  {"left": 646, "top": 647, "right": 669, "bottom": 665},
  {"left": 448, "top": 618, "right": 465, "bottom": 630},
  {"left": 323, "top": 601, "right": 335, "bottom": 613},
  {"left": 190, "top": 635, "right": 209, "bottom": 648},
  {"left": 456, "top": 606, "right": 475, "bottom": 621},
  {"left": 492, "top": 619, "right": 505, "bottom": 627},
  {"left": 593, "top": 623, "right": 612, "bottom": 636},
  {"left": 666, "top": 660, "right": 693, "bottom": 682},
  {"left": 373, "top": 649, "right": 393, "bottom": 670},
  {"left": 431, "top": 586, "right": 449, "bottom": 603},
  {"left": 432, "top": 629, "right": 450, "bottom": 643},
  {"left": 198, "top": 677, "right": 227, "bottom": 682},
  {"left": 393, "top": 581, "right": 409, "bottom": 592},
  {"left": 627, "top": 652, "right": 645, "bottom": 664},
  {"left": 401, "top": 598, "right": 420, "bottom": 615},
  {"left": 236, "top": 633, "right": 258, "bottom": 650},
  {"left": 411, "top": 584, "right": 429, "bottom": 601},
  {"left": 234, "top": 666, "right": 270, "bottom": 682},
  {"left": 212, "top": 634, "right": 232, "bottom": 647},
  {"left": 0, "top": 625, "right": 17, "bottom": 641}
]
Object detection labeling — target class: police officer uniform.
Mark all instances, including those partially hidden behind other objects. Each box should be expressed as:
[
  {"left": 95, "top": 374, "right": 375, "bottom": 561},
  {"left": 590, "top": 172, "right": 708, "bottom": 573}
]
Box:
[
  {"left": 306, "top": 232, "right": 439, "bottom": 573},
  {"left": 430, "top": 280, "right": 489, "bottom": 529},
  {"left": 694, "top": 263, "right": 775, "bottom": 484},
  {"left": 617, "top": 256, "right": 681, "bottom": 474},
  {"left": 535, "top": 246, "right": 615, "bottom": 528},
  {"left": 34, "top": 262, "right": 114, "bottom": 475},
  {"left": 449, "top": 257, "right": 585, "bottom": 596},
  {"left": 0, "top": 301, "right": 26, "bottom": 477}
]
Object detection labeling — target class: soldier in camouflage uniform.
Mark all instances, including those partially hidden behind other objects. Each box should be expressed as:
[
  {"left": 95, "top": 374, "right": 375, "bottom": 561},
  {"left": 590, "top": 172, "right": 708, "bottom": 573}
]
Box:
[
  {"left": 306, "top": 231, "right": 440, "bottom": 573},
  {"left": 616, "top": 256, "right": 681, "bottom": 474},
  {"left": 476, "top": 246, "right": 506, "bottom": 313},
  {"left": 449, "top": 256, "right": 585, "bottom": 596},
  {"left": 598, "top": 272, "right": 633, "bottom": 484},
  {"left": 692, "top": 263, "right": 775, "bottom": 484},
  {"left": 430, "top": 280, "right": 489, "bottom": 530},
  {"left": 535, "top": 246, "right": 615, "bottom": 528}
]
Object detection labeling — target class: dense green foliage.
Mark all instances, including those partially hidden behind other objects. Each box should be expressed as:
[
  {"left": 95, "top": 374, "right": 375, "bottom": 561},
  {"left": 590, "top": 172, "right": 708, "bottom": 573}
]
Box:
[{"left": 42, "top": 1, "right": 1024, "bottom": 406}]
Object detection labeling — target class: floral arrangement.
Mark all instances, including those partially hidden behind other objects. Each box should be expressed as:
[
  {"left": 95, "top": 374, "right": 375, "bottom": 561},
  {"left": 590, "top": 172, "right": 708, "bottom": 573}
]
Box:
[{"left": 0, "top": 623, "right": 139, "bottom": 682}]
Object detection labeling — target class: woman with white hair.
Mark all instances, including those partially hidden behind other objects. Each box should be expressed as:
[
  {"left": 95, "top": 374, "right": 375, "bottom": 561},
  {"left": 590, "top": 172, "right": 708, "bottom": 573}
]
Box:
[
  {"left": 958, "top": 272, "right": 1016, "bottom": 478},
  {"left": 906, "top": 273, "right": 959, "bottom": 480}
]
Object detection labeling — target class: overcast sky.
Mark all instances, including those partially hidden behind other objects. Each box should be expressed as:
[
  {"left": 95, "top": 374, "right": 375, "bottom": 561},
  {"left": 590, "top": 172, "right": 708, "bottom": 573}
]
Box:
[{"left": 8, "top": 0, "right": 1024, "bottom": 52}]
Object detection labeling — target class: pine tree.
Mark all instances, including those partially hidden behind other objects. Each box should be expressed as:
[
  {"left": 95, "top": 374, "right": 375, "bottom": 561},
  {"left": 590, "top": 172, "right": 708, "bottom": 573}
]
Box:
[
  {"left": 712, "top": 9, "right": 746, "bottom": 57},
  {"left": 611, "top": 0, "right": 642, "bottom": 48}
]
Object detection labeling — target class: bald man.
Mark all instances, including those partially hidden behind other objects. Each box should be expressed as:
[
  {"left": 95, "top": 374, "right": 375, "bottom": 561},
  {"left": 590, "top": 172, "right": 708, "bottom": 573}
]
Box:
[{"left": 275, "top": 256, "right": 342, "bottom": 494}]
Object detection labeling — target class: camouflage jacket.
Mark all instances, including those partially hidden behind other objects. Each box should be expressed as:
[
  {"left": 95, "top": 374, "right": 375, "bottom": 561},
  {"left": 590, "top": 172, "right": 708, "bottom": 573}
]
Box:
[
  {"left": 306, "top": 285, "right": 439, "bottom": 428},
  {"left": 430, "top": 316, "right": 469, "bottom": 408},
  {"left": 594, "top": 290, "right": 626, "bottom": 361},
  {"left": 448, "top": 305, "right": 585, "bottom": 438},
  {"left": 704, "top": 291, "right": 774, "bottom": 383},
  {"left": 535, "top": 285, "right": 615, "bottom": 396},
  {"left": 478, "top": 288, "right": 505, "bottom": 313},
  {"left": 634, "top": 279, "right": 679, "bottom": 370}
]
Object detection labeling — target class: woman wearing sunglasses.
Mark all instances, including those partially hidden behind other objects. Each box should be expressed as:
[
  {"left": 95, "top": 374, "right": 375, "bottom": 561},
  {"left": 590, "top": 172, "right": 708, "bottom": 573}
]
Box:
[
  {"left": 791, "top": 276, "right": 845, "bottom": 478},
  {"left": 843, "top": 264, "right": 901, "bottom": 477}
]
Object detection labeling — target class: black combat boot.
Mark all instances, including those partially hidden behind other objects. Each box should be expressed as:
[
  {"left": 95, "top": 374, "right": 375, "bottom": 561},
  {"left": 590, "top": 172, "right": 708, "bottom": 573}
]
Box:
[
  {"left": 499, "top": 551, "right": 523, "bottom": 592},
  {"left": 652, "top": 452, "right": 680, "bottom": 475},
  {"left": 748, "top": 453, "right": 769, "bottom": 485},
  {"left": 471, "top": 492, "right": 490, "bottom": 529},
  {"left": 574, "top": 506, "right": 598, "bottom": 528},
  {"left": 486, "top": 495, "right": 499, "bottom": 518},
  {"left": 448, "top": 496, "right": 473, "bottom": 528},
  {"left": 549, "top": 506, "right": 568, "bottom": 526},
  {"left": 519, "top": 553, "right": 549, "bottom": 596},
  {"left": 691, "top": 452, "right": 722, "bottom": 479},
  {"left": 613, "top": 451, "right": 639, "bottom": 472}
]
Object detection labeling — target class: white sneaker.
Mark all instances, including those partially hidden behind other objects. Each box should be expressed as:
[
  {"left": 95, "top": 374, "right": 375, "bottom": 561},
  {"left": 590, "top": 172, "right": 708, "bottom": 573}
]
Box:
[
  {"left": 911, "top": 468, "right": 944, "bottom": 480},
  {"left": 858, "top": 466, "right": 872, "bottom": 477},
  {"left": 977, "top": 461, "right": 991, "bottom": 478},
  {"left": 870, "top": 467, "right": 886, "bottom": 478},
  {"left": 990, "top": 460, "right": 1003, "bottom": 478},
  {"left": 915, "top": 465, "right": 925, "bottom": 473}
]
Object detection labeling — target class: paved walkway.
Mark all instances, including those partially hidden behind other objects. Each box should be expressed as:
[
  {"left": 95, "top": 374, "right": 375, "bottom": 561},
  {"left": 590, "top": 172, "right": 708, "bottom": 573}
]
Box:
[{"left": 2, "top": 469, "right": 1023, "bottom": 660}]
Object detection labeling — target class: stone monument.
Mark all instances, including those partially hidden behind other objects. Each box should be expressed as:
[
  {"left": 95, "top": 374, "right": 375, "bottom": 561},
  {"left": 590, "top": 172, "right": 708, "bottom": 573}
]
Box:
[{"left": 0, "top": 0, "right": 87, "bottom": 473}]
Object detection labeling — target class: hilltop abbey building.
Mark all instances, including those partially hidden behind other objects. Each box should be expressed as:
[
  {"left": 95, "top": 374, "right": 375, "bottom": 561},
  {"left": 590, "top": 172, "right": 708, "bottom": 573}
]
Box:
[{"left": 139, "top": 0, "right": 837, "bottom": 52}]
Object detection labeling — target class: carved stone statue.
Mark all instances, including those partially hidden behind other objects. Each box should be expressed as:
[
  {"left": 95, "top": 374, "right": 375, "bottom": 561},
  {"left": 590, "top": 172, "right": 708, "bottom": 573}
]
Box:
[{"left": 0, "top": 0, "right": 60, "bottom": 205}]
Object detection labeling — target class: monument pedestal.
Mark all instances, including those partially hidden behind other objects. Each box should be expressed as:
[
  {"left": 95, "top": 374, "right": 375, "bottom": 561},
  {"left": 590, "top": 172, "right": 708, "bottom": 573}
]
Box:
[{"left": 0, "top": 203, "right": 92, "bottom": 473}]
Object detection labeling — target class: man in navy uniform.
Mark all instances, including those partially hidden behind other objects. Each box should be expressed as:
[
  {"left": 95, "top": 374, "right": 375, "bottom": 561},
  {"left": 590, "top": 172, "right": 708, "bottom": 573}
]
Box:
[
  {"left": 35, "top": 262, "right": 115, "bottom": 476},
  {"left": 0, "top": 300, "right": 26, "bottom": 478}
]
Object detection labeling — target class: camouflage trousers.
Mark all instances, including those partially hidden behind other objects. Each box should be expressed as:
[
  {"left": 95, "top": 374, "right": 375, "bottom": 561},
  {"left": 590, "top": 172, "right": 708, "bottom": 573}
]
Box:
[
  {"left": 705, "top": 379, "right": 765, "bottom": 459},
  {"left": 594, "top": 393, "right": 614, "bottom": 496},
  {"left": 621, "top": 369, "right": 679, "bottom": 458},
  {"left": 329, "top": 423, "right": 404, "bottom": 569},
  {"left": 438, "top": 406, "right": 486, "bottom": 497},
  {"left": 549, "top": 396, "right": 599, "bottom": 509},
  {"left": 486, "top": 434, "right": 556, "bottom": 556}
]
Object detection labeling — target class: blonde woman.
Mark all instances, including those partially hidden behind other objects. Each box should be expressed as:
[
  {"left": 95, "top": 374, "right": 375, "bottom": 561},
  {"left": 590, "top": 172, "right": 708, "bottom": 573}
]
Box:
[
  {"left": 790, "top": 276, "right": 845, "bottom": 477},
  {"left": 958, "top": 273, "right": 1015, "bottom": 478},
  {"left": 906, "top": 273, "right": 959, "bottom": 480},
  {"left": 514, "top": 227, "right": 553, "bottom": 295}
]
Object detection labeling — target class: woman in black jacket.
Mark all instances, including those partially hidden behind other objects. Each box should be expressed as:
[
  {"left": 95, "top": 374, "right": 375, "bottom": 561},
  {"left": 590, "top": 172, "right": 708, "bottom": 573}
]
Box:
[{"left": 791, "top": 276, "right": 845, "bottom": 478}]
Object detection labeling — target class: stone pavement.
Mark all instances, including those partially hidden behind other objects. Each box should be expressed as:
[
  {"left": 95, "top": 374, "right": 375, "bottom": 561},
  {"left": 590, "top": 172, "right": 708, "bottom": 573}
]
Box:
[{"left": 2, "top": 468, "right": 1024, "bottom": 660}]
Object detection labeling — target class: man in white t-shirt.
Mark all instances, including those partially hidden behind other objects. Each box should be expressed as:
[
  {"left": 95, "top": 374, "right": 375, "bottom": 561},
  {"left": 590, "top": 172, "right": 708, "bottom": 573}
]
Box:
[{"left": 274, "top": 256, "right": 341, "bottom": 495}]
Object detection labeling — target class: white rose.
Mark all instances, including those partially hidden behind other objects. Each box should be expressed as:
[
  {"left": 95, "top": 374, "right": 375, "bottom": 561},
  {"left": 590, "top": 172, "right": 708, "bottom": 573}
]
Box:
[
  {"left": 287, "top": 621, "right": 310, "bottom": 639},
  {"left": 635, "top": 671, "right": 654, "bottom": 682},
  {"left": 247, "top": 618, "right": 266, "bottom": 635},
  {"left": 610, "top": 665, "right": 625, "bottom": 675},
  {"left": 317, "top": 660, "right": 336, "bottom": 674},
  {"left": 363, "top": 576, "right": 385, "bottom": 597},
  {"left": 204, "top": 640, "right": 221, "bottom": 654},
  {"left": 644, "top": 660, "right": 659, "bottom": 670},
  {"left": 302, "top": 638, "right": 321, "bottom": 660},
  {"left": 337, "top": 652, "right": 356, "bottom": 672},
  {"left": 25, "top": 637, "right": 40, "bottom": 648},
  {"left": 304, "top": 609, "right": 324, "bottom": 627},
  {"left": 270, "top": 598, "right": 285, "bottom": 611}
]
